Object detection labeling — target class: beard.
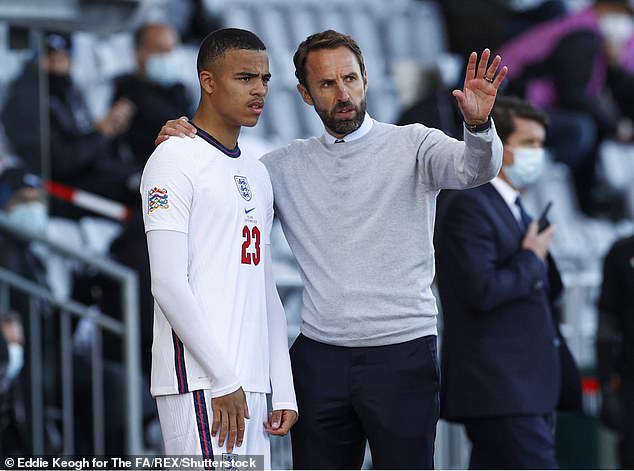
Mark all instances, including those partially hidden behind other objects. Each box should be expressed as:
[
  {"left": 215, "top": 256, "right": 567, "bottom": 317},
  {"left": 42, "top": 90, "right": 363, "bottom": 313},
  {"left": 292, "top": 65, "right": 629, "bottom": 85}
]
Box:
[{"left": 315, "top": 95, "right": 367, "bottom": 136}]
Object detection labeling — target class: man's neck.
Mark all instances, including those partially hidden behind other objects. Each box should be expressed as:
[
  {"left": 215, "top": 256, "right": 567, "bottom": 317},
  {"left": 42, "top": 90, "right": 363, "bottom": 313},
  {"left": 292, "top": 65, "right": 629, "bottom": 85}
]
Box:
[
  {"left": 191, "top": 109, "right": 240, "bottom": 150},
  {"left": 499, "top": 172, "right": 519, "bottom": 192}
]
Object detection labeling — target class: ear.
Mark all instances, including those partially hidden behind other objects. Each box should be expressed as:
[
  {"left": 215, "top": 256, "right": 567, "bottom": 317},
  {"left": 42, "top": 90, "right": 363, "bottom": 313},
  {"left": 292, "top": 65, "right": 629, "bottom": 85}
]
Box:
[
  {"left": 363, "top": 70, "right": 368, "bottom": 92},
  {"left": 297, "top": 83, "right": 314, "bottom": 106},
  {"left": 502, "top": 145, "right": 514, "bottom": 167},
  {"left": 199, "top": 70, "right": 215, "bottom": 95}
]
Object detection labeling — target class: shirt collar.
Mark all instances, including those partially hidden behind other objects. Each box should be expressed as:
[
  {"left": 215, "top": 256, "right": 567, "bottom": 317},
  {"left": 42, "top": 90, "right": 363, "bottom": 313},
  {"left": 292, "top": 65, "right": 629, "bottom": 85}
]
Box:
[
  {"left": 322, "top": 113, "right": 373, "bottom": 144},
  {"left": 490, "top": 176, "right": 521, "bottom": 216}
]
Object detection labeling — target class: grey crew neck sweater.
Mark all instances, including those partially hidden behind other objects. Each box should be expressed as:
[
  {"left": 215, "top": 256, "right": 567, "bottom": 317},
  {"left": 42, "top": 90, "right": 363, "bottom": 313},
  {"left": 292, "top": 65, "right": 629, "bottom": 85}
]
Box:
[{"left": 261, "top": 119, "right": 502, "bottom": 347}]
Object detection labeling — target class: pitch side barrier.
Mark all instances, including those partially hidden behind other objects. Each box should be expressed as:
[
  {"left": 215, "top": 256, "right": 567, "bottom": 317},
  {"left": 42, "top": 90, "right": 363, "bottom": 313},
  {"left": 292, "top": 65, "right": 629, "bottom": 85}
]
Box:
[{"left": 0, "top": 214, "right": 142, "bottom": 455}]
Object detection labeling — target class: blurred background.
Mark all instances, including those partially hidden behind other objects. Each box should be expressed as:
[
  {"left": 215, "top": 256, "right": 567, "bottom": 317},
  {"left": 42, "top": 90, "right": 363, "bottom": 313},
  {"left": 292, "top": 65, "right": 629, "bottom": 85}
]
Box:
[{"left": 0, "top": 0, "right": 632, "bottom": 468}]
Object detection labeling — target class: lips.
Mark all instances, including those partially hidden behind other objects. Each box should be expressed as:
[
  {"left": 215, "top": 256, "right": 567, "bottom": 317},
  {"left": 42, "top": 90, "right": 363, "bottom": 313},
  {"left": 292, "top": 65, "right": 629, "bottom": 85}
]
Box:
[
  {"left": 335, "top": 107, "right": 355, "bottom": 118},
  {"left": 248, "top": 100, "right": 264, "bottom": 115}
]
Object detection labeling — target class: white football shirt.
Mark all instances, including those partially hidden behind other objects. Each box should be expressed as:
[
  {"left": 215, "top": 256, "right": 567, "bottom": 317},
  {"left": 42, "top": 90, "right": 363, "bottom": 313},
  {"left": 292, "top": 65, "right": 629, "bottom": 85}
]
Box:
[{"left": 141, "top": 127, "right": 273, "bottom": 397}]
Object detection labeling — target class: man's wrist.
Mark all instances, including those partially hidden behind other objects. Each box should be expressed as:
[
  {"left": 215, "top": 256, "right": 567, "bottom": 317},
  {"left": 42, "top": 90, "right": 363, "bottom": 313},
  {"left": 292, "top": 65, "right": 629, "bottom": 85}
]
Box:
[{"left": 464, "top": 116, "right": 492, "bottom": 133}]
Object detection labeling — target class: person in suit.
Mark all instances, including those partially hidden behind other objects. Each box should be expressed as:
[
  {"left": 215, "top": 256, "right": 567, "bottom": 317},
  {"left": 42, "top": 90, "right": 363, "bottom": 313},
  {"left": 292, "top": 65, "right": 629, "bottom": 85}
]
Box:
[{"left": 435, "top": 95, "right": 581, "bottom": 469}]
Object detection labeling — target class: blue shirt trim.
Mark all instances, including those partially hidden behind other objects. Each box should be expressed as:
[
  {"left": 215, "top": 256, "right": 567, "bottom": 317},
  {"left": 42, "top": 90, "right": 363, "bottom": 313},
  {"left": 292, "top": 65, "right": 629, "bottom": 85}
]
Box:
[{"left": 192, "top": 123, "right": 241, "bottom": 158}]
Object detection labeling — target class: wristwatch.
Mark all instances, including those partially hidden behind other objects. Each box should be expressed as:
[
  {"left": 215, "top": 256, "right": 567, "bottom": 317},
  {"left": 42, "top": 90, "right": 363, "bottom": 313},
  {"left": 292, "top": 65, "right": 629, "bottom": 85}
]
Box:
[{"left": 464, "top": 117, "right": 492, "bottom": 133}]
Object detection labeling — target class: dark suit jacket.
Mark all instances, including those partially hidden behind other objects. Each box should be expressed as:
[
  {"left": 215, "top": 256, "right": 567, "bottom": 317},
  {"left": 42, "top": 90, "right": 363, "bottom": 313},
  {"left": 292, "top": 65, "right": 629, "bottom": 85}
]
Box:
[
  {"left": 113, "top": 74, "right": 192, "bottom": 167},
  {"left": 435, "top": 183, "right": 577, "bottom": 420}
]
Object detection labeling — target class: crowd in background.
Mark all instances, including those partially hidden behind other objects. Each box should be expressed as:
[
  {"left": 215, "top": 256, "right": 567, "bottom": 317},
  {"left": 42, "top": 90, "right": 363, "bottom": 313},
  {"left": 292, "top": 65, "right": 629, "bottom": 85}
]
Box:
[{"left": 0, "top": 0, "right": 631, "bottom": 468}]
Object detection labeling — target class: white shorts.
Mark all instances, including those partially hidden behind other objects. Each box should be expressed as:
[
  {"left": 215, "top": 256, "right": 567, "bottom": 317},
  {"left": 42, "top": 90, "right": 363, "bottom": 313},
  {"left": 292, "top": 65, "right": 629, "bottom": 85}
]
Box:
[{"left": 156, "top": 390, "right": 270, "bottom": 469}]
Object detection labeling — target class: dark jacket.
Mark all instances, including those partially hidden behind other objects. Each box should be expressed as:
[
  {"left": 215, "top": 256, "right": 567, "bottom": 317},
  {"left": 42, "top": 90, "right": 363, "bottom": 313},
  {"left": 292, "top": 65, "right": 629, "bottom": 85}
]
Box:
[
  {"left": 113, "top": 74, "right": 192, "bottom": 167},
  {"left": 1, "top": 60, "right": 138, "bottom": 207},
  {"left": 435, "top": 183, "right": 580, "bottom": 420}
]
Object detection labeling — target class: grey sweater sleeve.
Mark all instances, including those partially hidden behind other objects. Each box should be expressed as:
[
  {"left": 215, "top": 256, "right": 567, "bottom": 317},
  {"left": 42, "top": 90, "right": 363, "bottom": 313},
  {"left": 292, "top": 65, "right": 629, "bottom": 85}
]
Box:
[{"left": 415, "top": 119, "right": 503, "bottom": 190}]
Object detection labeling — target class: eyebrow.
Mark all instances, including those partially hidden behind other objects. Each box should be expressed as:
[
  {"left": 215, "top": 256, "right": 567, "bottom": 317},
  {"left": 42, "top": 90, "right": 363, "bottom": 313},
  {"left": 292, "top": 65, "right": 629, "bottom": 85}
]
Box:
[
  {"left": 235, "top": 72, "right": 272, "bottom": 80},
  {"left": 319, "top": 72, "right": 358, "bottom": 83}
]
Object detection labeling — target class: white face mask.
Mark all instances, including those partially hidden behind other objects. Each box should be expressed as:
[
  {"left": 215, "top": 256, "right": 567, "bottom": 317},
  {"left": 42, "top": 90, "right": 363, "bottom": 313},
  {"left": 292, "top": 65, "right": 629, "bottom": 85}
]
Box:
[
  {"left": 599, "top": 13, "right": 634, "bottom": 47},
  {"left": 7, "top": 201, "right": 48, "bottom": 236},
  {"left": 6, "top": 342, "right": 24, "bottom": 381},
  {"left": 145, "top": 50, "right": 185, "bottom": 87},
  {"left": 503, "top": 147, "right": 545, "bottom": 189}
]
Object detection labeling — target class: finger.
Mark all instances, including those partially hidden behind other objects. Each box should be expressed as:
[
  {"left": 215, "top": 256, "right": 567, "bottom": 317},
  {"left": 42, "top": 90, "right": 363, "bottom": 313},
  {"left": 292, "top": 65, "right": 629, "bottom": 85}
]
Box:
[
  {"left": 452, "top": 89, "right": 467, "bottom": 110},
  {"left": 155, "top": 135, "right": 170, "bottom": 146},
  {"left": 244, "top": 397, "right": 250, "bottom": 420},
  {"left": 265, "top": 426, "right": 287, "bottom": 436},
  {"left": 541, "top": 223, "right": 556, "bottom": 238},
  {"left": 452, "top": 89, "right": 464, "bottom": 101},
  {"left": 178, "top": 116, "right": 197, "bottom": 137},
  {"left": 159, "top": 124, "right": 186, "bottom": 138},
  {"left": 267, "top": 411, "right": 298, "bottom": 436},
  {"left": 171, "top": 120, "right": 196, "bottom": 137},
  {"left": 485, "top": 54, "right": 501, "bottom": 79},
  {"left": 226, "top": 413, "right": 238, "bottom": 453},
  {"left": 464, "top": 52, "right": 478, "bottom": 82},
  {"left": 276, "top": 414, "right": 295, "bottom": 436},
  {"left": 211, "top": 406, "right": 220, "bottom": 437},
  {"left": 159, "top": 118, "right": 196, "bottom": 138},
  {"left": 276, "top": 424, "right": 292, "bottom": 435},
  {"left": 527, "top": 221, "right": 539, "bottom": 236},
  {"left": 269, "top": 410, "right": 282, "bottom": 429},
  {"left": 476, "top": 48, "right": 491, "bottom": 80},
  {"left": 493, "top": 65, "right": 508, "bottom": 88},
  {"left": 218, "top": 410, "right": 228, "bottom": 447},
  {"left": 264, "top": 421, "right": 287, "bottom": 436},
  {"left": 236, "top": 406, "right": 246, "bottom": 448}
]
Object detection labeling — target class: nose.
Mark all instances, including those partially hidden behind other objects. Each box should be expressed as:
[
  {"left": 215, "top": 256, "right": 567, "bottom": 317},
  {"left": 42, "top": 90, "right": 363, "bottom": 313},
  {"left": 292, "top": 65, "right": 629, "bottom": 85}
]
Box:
[
  {"left": 252, "top": 78, "right": 267, "bottom": 97},
  {"left": 335, "top": 81, "right": 350, "bottom": 102}
]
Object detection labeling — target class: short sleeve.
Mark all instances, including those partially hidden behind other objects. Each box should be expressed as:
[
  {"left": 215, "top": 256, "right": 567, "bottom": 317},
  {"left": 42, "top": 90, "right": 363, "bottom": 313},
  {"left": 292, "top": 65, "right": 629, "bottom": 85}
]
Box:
[{"left": 141, "top": 143, "right": 196, "bottom": 234}]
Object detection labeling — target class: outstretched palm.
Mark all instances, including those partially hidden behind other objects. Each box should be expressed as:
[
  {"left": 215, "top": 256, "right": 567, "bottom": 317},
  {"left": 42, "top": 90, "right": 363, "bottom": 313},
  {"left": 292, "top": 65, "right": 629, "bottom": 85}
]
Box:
[{"left": 452, "top": 49, "right": 508, "bottom": 125}]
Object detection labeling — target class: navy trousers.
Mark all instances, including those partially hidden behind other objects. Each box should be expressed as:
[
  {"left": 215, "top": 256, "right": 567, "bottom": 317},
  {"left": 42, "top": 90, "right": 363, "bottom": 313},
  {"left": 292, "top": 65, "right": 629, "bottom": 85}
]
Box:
[
  {"left": 463, "top": 414, "right": 558, "bottom": 469},
  {"left": 289, "top": 334, "right": 440, "bottom": 469}
]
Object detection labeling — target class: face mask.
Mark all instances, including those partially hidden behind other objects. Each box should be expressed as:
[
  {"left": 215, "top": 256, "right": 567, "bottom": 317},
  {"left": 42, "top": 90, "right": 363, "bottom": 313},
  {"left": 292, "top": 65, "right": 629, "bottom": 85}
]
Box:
[
  {"left": 503, "top": 147, "right": 545, "bottom": 189},
  {"left": 7, "top": 201, "right": 48, "bottom": 236},
  {"left": 599, "top": 13, "right": 634, "bottom": 47},
  {"left": 6, "top": 342, "right": 24, "bottom": 381},
  {"left": 145, "top": 50, "right": 185, "bottom": 87}
]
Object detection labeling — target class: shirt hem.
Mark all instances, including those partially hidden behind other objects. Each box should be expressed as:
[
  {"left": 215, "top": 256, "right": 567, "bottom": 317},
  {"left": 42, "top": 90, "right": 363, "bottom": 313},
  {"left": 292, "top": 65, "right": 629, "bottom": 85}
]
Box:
[
  {"left": 272, "top": 401, "right": 299, "bottom": 413},
  {"left": 151, "top": 380, "right": 270, "bottom": 397},
  {"left": 144, "top": 225, "right": 187, "bottom": 234},
  {"left": 300, "top": 325, "right": 438, "bottom": 348}
]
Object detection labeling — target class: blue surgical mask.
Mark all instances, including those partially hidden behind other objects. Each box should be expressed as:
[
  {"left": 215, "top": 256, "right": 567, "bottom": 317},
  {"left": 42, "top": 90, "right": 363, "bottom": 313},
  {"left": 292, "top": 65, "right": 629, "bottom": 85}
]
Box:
[
  {"left": 6, "top": 342, "right": 24, "bottom": 381},
  {"left": 146, "top": 50, "right": 185, "bottom": 87},
  {"left": 503, "top": 147, "right": 545, "bottom": 189},
  {"left": 599, "top": 13, "right": 634, "bottom": 47},
  {"left": 7, "top": 201, "right": 48, "bottom": 236}
]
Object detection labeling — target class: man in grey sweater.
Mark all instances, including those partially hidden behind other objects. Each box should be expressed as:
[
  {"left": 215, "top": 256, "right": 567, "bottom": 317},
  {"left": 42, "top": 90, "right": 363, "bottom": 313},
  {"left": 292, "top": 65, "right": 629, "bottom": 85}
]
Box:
[{"left": 158, "top": 29, "right": 505, "bottom": 470}]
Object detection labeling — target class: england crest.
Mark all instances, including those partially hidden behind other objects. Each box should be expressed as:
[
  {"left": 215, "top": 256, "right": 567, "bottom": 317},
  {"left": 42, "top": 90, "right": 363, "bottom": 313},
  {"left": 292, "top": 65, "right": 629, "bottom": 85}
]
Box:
[{"left": 234, "top": 175, "right": 252, "bottom": 201}]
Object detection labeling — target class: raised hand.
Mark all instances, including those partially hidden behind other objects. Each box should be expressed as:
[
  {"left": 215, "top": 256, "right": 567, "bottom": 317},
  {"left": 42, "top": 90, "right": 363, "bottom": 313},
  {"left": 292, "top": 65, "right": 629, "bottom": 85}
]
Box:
[{"left": 452, "top": 49, "right": 508, "bottom": 126}]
